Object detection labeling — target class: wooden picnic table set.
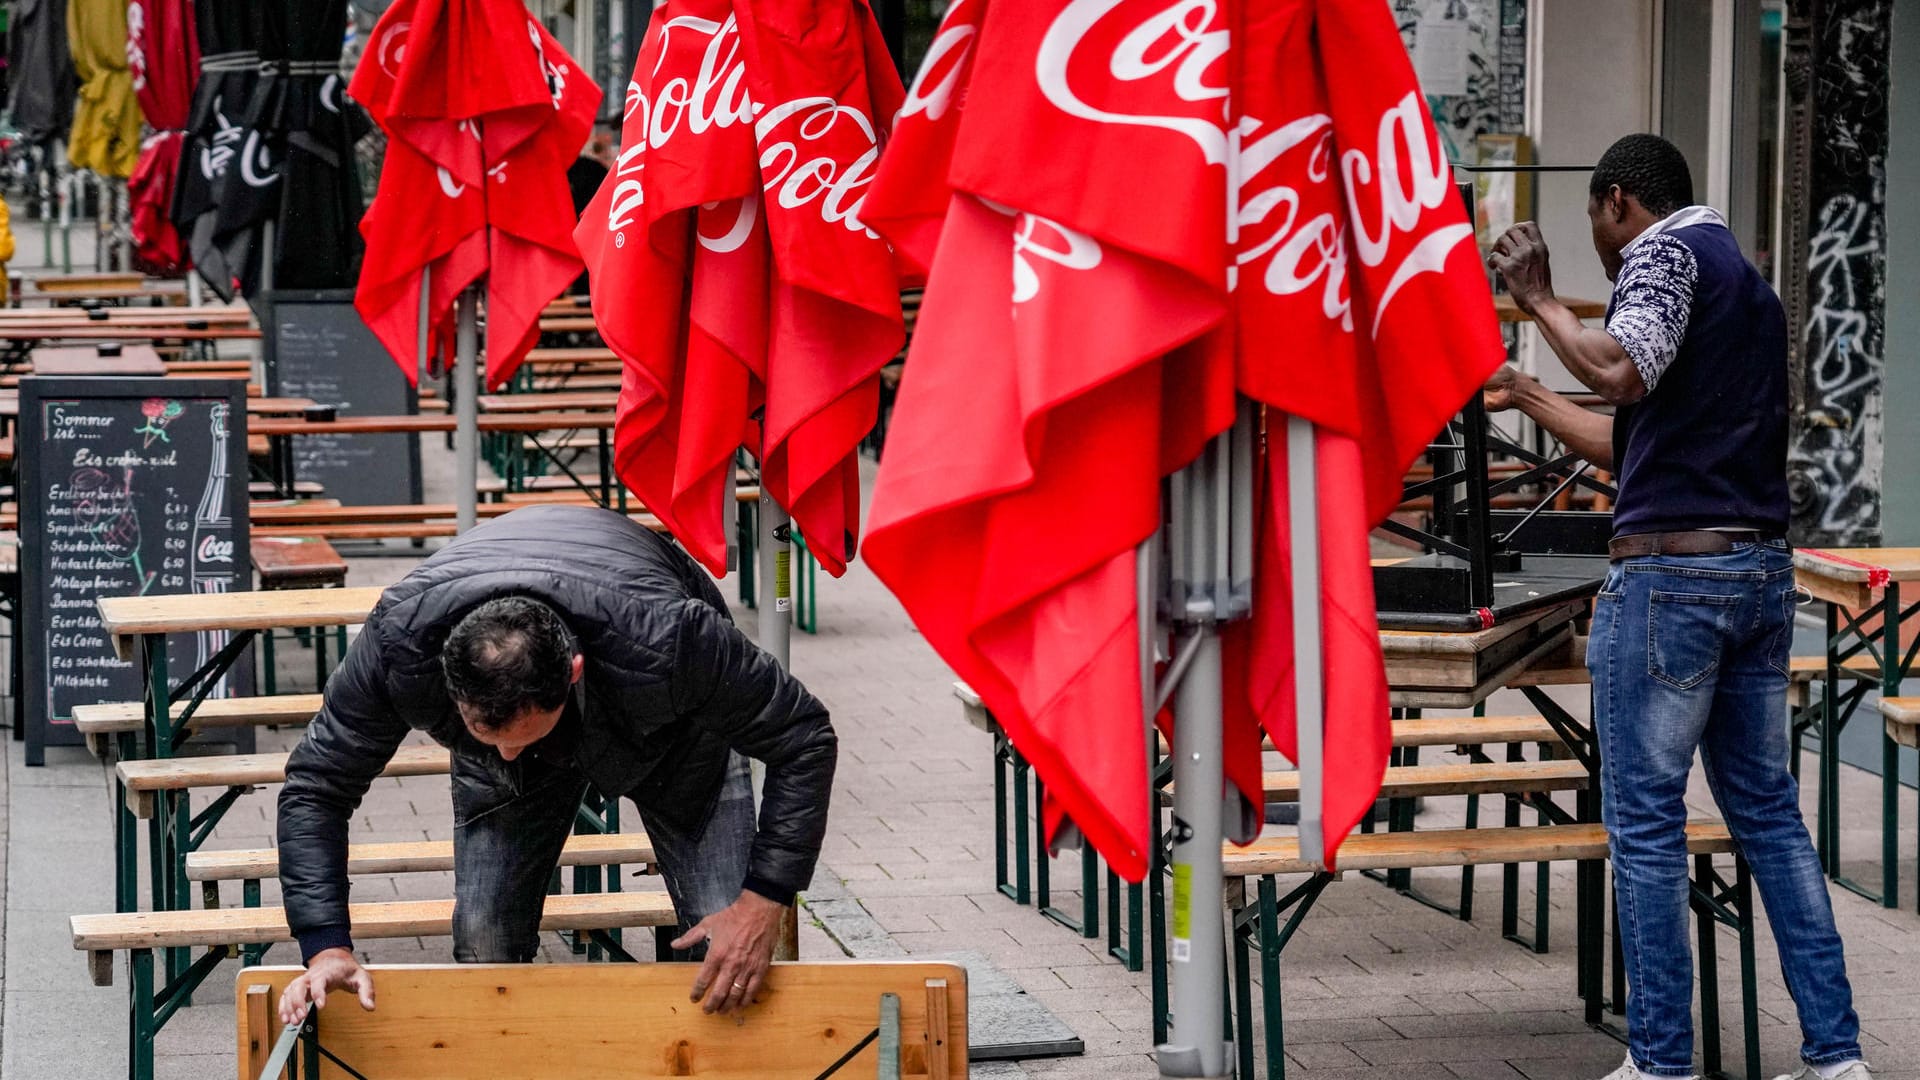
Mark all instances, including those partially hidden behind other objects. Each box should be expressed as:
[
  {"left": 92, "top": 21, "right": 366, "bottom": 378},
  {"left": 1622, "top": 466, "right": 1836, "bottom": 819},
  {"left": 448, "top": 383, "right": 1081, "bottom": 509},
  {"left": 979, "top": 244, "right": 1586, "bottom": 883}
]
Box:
[{"left": 957, "top": 539, "right": 1920, "bottom": 1080}]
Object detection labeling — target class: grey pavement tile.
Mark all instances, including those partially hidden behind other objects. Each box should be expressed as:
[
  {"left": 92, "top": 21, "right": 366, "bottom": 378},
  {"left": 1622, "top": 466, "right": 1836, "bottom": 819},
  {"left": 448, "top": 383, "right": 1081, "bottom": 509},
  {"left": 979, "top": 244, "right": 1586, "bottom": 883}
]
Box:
[{"left": 2, "top": 990, "right": 125, "bottom": 1077}]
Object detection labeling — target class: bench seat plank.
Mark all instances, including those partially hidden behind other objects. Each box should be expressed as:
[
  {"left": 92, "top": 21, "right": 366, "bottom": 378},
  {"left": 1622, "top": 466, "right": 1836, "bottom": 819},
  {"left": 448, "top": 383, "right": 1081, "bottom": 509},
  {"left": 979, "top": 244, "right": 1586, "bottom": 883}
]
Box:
[
  {"left": 118, "top": 745, "right": 449, "bottom": 817},
  {"left": 73, "top": 891, "right": 675, "bottom": 953},
  {"left": 1388, "top": 715, "right": 1563, "bottom": 747},
  {"left": 74, "top": 693, "right": 324, "bottom": 735},
  {"left": 1255, "top": 760, "right": 1589, "bottom": 803},
  {"left": 187, "top": 832, "right": 657, "bottom": 881},
  {"left": 1882, "top": 697, "right": 1920, "bottom": 725},
  {"left": 1222, "top": 821, "right": 1734, "bottom": 878}
]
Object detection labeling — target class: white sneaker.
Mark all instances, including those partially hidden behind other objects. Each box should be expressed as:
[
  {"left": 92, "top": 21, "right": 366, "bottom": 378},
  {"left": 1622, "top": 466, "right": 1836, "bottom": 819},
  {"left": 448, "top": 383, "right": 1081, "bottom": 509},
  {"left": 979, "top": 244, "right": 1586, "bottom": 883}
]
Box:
[
  {"left": 1773, "top": 1062, "right": 1873, "bottom": 1080},
  {"left": 1598, "top": 1054, "right": 1698, "bottom": 1080}
]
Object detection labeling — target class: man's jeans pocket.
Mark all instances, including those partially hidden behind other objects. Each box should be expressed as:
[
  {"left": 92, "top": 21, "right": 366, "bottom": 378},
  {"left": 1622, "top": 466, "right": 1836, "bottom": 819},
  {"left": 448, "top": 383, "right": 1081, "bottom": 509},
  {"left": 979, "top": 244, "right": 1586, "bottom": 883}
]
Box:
[
  {"left": 1767, "top": 585, "right": 1799, "bottom": 678},
  {"left": 1648, "top": 590, "right": 1738, "bottom": 690}
]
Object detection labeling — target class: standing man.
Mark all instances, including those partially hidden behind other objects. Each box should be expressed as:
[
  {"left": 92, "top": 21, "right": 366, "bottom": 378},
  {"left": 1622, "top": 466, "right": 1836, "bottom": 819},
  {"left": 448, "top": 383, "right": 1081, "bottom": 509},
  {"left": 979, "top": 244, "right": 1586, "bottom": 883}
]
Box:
[
  {"left": 272, "top": 504, "right": 835, "bottom": 1024},
  {"left": 1485, "top": 134, "right": 1868, "bottom": 1080}
]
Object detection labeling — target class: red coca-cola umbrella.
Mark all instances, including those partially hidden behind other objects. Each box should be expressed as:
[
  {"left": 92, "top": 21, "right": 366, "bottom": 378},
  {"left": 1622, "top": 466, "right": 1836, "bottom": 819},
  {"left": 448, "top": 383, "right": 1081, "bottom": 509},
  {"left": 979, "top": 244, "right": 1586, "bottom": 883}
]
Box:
[
  {"left": 351, "top": 0, "right": 601, "bottom": 390},
  {"left": 127, "top": 0, "right": 199, "bottom": 273},
  {"left": 575, "top": 0, "right": 903, "bottom": 582},
  {"left": 863, "top": 3, "right": 1502, "bottom": 1065}
]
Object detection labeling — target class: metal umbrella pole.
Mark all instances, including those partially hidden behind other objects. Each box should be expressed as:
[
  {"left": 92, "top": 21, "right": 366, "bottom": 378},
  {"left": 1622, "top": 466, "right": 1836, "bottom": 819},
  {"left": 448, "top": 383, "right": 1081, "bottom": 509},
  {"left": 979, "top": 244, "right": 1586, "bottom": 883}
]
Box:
[
  {"left": 1156, "top": 399, "right": 1260, "bottom": 1079},
  {"left": 755, "top": 487, "right": 798, "bottom": 960},
  {"left": 453, "top": 284, "right": 481, "bottom": 532}
]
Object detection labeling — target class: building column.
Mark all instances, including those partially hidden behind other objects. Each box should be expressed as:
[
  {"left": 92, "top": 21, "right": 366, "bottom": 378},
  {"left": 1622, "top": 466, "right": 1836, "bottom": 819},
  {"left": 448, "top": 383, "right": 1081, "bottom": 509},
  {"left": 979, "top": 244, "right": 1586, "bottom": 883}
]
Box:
[{"left": 1785, "top": 0, "right": 1895, "bottom": 546}]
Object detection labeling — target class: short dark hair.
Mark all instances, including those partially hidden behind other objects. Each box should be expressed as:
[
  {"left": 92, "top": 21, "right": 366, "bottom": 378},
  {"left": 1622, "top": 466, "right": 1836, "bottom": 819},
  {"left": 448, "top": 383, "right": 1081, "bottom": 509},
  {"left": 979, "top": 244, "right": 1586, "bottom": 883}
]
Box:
[
  {"left": 1590, "top": 134, "right": 1694, "bottom": 218},
  {"left": 442, "top": 597, "right": 574, "bottom": 731}
]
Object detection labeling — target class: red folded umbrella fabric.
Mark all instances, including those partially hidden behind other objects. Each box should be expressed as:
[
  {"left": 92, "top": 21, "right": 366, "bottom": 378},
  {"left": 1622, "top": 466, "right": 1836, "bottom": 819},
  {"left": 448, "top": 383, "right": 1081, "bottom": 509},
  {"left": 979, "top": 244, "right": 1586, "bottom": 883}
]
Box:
[
  {"left": 352, "top": 0, "right": 600, "bottom": 388},
  {"left": 127, "top": 0, "right": 199, "bottom": 273},
  {"left": 864, "top": 0, "right": 1503, "bottom": 880},
  {"left": 576, "top": 0, "right": 904, "bottom": 578}
]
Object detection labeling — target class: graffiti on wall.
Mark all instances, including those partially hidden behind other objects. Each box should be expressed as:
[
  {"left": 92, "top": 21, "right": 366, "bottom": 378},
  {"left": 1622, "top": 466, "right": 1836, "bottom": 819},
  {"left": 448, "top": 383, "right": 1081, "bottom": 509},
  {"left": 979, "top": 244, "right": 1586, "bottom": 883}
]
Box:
[
  {"left": 1789, "top": 0, "right": 1891, "bottom": 546},
  {"left": 1392, "top": 0, "right": 1528, "bottom": 161}
]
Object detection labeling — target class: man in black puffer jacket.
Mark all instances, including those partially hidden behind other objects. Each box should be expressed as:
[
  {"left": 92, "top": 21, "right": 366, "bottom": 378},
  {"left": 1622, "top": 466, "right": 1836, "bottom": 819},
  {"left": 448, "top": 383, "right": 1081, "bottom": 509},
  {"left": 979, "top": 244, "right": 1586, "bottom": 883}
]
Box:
[{"left": 273, "top": 505, "right": 835, "bottom": 1023}]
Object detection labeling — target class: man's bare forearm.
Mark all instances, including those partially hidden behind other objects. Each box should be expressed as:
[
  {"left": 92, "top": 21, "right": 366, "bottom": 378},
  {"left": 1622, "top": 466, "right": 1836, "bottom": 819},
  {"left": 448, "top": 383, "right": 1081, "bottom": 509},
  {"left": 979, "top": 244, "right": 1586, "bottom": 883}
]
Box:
[
  {"left": 1511, "top": 377, "right": 1616, "bottom": 469},
  {"left": 1529, "top": 299, "right": 1645, "bottom": 406}
]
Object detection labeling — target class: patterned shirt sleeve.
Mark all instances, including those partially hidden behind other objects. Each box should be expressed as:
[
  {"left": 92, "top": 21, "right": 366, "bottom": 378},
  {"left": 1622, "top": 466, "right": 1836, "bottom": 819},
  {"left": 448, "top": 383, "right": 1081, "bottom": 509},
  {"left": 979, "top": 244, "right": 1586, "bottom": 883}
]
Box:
[{"left": 1604, "top": 232, "right": 1697, "bottom": 394}]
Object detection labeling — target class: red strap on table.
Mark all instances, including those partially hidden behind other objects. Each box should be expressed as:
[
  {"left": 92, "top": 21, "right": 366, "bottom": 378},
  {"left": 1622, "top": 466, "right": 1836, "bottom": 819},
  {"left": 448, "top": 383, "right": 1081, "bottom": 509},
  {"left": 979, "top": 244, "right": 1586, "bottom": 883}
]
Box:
[
  {"left": 1802, "top": 548, "right": 1893, "bottom": 590},
  {"left": 1474, "top": 607, "right": 1495, "bottom": 630}
]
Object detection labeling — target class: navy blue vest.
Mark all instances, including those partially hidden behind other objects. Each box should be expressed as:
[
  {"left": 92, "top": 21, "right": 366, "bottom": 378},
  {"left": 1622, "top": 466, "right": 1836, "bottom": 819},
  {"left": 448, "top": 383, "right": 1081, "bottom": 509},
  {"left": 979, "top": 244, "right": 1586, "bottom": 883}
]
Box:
[{"left": 1609, "top": 224, "right": 1789, "bottom": 537}]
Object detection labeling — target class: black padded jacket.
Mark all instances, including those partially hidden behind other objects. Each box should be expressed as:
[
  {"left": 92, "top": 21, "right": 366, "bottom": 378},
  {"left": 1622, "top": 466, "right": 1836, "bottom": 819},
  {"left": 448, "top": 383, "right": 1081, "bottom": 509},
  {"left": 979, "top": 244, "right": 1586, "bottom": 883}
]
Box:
[{"left": 275, "top": 505, "right": 836, "bottom": 961}]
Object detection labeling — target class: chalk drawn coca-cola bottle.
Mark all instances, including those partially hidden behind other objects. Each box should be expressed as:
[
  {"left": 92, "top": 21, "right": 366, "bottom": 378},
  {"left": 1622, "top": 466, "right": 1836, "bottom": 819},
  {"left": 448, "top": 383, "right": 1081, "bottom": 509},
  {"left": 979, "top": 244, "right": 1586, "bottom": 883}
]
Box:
[{"left": 190, "top": 404, "right": 235, "bottom": 696}]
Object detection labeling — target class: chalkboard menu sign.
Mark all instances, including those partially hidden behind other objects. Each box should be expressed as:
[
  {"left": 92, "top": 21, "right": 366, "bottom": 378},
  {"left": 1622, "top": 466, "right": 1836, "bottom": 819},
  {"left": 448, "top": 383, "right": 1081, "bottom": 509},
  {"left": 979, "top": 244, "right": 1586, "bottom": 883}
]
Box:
[
  {"left": 259, "top": 289, "right": 422, "bottom": 507},
  {"left": 19, "top": 377, "right": 254, "bottom": 763}
]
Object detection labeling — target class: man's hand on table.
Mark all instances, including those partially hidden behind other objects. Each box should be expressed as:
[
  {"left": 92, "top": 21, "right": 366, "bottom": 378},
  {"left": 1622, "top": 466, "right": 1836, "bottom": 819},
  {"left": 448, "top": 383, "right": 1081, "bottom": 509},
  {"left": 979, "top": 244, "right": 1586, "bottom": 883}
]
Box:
[
  {"left": 1487, "top": 222, "right": 1556, "bottom": 315},
  {"left": 674, "top": 890, "right": 786, "bottom": 1015},
  {"left": 278, "top": 947, "right": 376, "bottom": 1025}
]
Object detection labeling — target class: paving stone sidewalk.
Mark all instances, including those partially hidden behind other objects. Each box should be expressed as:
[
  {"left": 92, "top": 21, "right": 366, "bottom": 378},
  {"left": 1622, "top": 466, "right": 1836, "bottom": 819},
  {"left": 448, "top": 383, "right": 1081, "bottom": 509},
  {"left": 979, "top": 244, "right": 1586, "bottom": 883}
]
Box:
[{"left": 4, "top": 451, "right": 1920, "bottom": 1078}]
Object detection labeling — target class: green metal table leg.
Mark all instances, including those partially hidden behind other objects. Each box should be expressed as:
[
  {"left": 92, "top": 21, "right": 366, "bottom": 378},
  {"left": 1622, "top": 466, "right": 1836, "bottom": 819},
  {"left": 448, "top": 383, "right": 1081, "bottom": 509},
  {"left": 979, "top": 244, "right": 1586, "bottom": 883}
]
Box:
[
  {"left": 993, "top": 728, "right": 1010, "bottom": 899},
  {"left": 1696, "top": 854, "right": 1723, "bottom": 1079},
  {"left": 129, "top": 948, "right": 154, "bottom": 1080},
  {"left": 1882, "top": 582, "right": 1902, "bottom": 909},
  {"left": 1737, "top": 858, "right": 1760, "bottom": 1080}
]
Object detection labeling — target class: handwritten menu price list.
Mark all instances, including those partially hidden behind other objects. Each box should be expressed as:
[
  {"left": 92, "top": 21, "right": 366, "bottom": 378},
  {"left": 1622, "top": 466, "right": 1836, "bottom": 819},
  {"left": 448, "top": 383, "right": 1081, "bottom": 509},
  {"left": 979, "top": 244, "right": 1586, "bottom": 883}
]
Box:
[{"left": 19, "top": 378, "right": 253, "bottom": 764}]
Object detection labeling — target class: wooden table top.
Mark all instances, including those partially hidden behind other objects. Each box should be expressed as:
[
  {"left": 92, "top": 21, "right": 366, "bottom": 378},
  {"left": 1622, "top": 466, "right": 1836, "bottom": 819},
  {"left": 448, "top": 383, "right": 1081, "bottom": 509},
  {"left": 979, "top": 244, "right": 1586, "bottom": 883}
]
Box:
[
  {"left": 524, "top": 346, "right": 617, "bottom": 367},
  {"left": 0, "top": 306, "right": 250, "bottom": 325},
  {"left": 477, "top": 391, "right": 617, "bottom": 413},
  {"left": 0, "top": 393, "right": 309, "bottom": 418},
  {"left": 250, "top": 411, "right": 614, "bottom": 437},
  {"left": 0, "top": 325, "right": 260, "bottom": 341},
  {"left": 1379, "top": 599, "right": 1584, "bottom": 657},
  {"left": 27, "top": 347, "right": 167, "bottom": 376},
  {"left": 1494, "top": 294, "right": 1606, "bottom": 322},
  {"left": 1795, "top": 547, "right": 1920, "bottom": 609},
  {"left": 99, "top": 585, "right": 386, "bottom": 656}
]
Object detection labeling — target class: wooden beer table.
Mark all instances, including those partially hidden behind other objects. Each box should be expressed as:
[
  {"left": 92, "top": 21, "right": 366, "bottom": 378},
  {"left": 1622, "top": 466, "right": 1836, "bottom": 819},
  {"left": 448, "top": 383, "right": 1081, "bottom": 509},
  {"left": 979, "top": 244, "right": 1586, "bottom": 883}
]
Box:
[{"left": 1793, "top": 547, "right": 1920, "bottom": 907}]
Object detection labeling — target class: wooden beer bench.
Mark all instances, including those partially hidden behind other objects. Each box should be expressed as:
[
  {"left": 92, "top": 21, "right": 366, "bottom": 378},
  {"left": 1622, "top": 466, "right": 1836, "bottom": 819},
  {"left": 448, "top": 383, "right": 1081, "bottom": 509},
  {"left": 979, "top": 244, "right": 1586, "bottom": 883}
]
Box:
[
  {"left": 236, "top": 962, "right": 968, "bottom": 1080},
  {"left": 77, "top": 891, "right": 680, "bottom": 1080},
  {"left": 1224, "top": 822, "right": 1757, "bottom": 1080}
]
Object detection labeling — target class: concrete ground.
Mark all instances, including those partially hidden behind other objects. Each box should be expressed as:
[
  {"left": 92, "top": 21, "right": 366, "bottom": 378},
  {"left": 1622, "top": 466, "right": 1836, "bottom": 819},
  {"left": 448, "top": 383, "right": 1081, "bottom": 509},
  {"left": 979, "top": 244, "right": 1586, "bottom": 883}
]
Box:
[{"left": 4, "top": 238, "right": 1920, "bottom": 1078}]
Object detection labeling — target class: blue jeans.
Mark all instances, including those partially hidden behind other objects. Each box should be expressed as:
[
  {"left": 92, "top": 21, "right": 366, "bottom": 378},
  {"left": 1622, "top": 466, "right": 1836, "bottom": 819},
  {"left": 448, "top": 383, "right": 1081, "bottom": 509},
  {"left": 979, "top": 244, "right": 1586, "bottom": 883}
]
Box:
[
  {"left": 450, "top": 747, "right": 756, "bottom": 962},
  {"left": 1590, "top": 540, "right": 1860, "bottom": 1076}
]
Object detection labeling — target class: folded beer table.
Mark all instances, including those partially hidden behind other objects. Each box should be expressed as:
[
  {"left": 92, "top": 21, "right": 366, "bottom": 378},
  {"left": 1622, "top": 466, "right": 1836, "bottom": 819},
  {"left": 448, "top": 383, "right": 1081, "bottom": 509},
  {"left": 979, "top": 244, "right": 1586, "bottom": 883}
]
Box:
[{"left": 1792, "top": 546, "right": 1920, "bottom": 907}]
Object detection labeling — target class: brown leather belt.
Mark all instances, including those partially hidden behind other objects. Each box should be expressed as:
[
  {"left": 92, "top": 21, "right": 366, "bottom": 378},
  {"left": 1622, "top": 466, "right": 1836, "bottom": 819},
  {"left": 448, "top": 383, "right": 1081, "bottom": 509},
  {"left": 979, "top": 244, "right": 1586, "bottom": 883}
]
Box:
[{"left": 1607, "top": 530, "right": 1768, "bottom": 561}]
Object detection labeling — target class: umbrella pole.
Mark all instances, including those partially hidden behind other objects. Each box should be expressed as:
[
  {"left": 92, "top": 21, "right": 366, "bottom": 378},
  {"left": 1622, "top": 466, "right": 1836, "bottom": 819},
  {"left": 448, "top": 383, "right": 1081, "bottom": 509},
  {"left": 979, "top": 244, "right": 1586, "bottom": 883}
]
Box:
[
  {"left": 755, "top": 487, "right": 799, "bottom": 960},
  {"left": 416, "top": 265, "right": 432, "bottom": 386},
  {"left": 756, "top": 488, "right": 792, "bottom": 666},
  {"left": 1287, "top": 414, "right": 1326, "bottom": 867},
  {"left": 1156, "top": 403, "right": 1256, "bottom": 1079},
  {"left": 454, "top": 285, "right": 481, "bottom": 532}
]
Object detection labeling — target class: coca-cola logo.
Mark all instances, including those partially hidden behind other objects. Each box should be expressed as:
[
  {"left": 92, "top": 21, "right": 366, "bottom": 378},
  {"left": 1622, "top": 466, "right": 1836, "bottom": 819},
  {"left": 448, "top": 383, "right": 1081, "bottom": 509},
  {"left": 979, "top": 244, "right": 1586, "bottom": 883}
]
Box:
[
  {"left": 1037, "top": 0, "right": 1230, "bottom": 165},
  {"left": 981, "top": 201, "right": 1103, "bottom": 304},
  {"left": 196, "top": 535, "right": 233, "bottom": 564},
  {"left": 603, "top": 12, "right": 754, "bottom": 237},
  {"left": 754, "top": 98, "right": 883, "bottom": 237},
  {"left": 1039, "top": 0, "right": 1472, "bottom": 334},
  {"left": 374, "top": 22, "right": 411, "bottom": 80},
  {"left": 900, "top": 0, "right": 980, "bottom": 123},
  {"left": 604, "top": 9, "right": 885, "bottom": 241}
]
